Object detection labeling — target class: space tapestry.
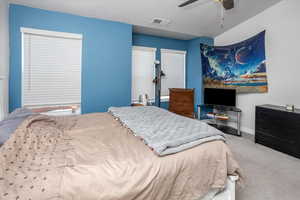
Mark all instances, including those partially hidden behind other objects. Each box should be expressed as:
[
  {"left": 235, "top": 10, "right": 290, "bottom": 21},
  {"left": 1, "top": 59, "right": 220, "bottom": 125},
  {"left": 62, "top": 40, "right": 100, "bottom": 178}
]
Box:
[{"left": 201, "top": 31, "right": 268, "bottom": 93}]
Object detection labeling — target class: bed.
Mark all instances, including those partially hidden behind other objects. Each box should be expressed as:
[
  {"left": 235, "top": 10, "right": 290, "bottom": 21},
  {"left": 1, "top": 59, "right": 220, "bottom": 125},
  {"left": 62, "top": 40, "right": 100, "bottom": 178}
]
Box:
[{"left": 0, "top": 106, "right": 241, "bottom": 200}]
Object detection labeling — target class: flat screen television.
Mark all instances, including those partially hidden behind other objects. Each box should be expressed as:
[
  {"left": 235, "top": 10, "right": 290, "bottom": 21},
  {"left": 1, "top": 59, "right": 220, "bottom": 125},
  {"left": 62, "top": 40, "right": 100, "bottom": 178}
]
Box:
[{"left": 204, "top": 88, "right": 236, "bottom": 107}]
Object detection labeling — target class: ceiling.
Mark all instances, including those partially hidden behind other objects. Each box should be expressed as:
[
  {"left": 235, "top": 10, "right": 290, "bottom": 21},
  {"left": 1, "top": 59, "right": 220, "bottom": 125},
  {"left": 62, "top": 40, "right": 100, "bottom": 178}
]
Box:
[{"left": 9, "top": 0, "right": 282, "bottom": 40}]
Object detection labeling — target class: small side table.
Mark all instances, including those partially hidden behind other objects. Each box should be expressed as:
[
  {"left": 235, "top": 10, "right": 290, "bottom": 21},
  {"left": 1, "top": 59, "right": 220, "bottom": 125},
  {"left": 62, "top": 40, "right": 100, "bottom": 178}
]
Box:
[{"left": 197, "top": 104, "right": 242, "bottom": 136}]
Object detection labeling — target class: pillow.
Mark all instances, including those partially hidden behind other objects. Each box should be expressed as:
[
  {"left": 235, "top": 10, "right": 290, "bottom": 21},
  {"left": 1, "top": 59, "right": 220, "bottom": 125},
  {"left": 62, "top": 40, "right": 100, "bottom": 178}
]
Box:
[
  {"left": 0, "top": 108, "right": 34, "bottom": 146},
  {"left": 6, "top": 107, "right": 34, "bottom": 120}
]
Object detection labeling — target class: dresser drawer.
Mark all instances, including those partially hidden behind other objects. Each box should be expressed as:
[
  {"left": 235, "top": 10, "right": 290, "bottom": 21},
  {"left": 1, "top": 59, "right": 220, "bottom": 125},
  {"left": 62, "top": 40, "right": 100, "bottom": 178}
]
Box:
[
  {"left": 255, "top": 121, "right": 299, "bottom": 141},
  {"left": 256, "top": 108, "right": 300, "bottom": 141},
  {"left": 255, "top": 105, "right": 300, "bottom": 159},
  {"left": 169, "top": 88, "right": 194, "bottom": 118},
  {"left": 255, "top": 131, "right": 300, "bottom": 158}
]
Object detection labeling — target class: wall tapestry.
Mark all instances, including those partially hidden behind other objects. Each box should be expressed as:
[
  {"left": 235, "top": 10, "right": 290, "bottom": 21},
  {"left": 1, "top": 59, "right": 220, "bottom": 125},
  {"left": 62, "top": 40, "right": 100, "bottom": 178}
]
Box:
[{"left": 201, "top": 31, "right": 267, "bottom": 93}]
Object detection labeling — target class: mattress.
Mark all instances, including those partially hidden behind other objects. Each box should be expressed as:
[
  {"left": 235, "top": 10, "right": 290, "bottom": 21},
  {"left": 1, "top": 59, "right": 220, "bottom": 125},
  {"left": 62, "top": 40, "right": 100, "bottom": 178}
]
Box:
[{"left": 0, "top": 112, "right": 241, "bottom": 200}]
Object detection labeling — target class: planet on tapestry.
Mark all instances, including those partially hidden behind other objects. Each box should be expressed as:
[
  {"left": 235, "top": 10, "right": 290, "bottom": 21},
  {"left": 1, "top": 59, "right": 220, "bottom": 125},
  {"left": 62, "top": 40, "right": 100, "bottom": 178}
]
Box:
[{"left": 201, "top": 31, "right": 268, "bottom": 93}]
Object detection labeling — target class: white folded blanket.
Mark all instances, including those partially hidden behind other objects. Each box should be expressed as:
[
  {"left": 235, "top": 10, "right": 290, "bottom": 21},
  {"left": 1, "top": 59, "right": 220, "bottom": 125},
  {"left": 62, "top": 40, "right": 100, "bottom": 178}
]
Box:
[{"left": 108, "top": 106, "right": 225, "bottom": 156}]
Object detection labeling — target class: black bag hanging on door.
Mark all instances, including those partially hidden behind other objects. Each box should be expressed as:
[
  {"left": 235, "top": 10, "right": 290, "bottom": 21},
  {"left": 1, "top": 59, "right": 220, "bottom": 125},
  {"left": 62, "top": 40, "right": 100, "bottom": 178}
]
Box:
[{"left": 153, "top": 61, "right": 165, "bottom": 107}]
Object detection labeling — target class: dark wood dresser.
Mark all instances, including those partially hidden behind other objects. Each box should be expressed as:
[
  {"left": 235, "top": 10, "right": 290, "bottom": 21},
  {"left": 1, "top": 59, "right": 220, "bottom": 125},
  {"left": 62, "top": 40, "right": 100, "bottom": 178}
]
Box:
[
  {"left": 169, "top": 88, "right": 195, "bottom": 118},
  {"left": 255, "top": 104, "right": 300, "bottom": 158}
]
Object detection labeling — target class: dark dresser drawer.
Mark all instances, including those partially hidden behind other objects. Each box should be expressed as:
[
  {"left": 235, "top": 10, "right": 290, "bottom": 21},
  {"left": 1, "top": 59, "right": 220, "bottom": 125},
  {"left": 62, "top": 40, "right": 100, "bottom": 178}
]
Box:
[
  {"left": 255, "top": 131, "right": 300, "bottom": 158},
  {"left": 255, "top": 105, "right": 300, "bottom": 158}
]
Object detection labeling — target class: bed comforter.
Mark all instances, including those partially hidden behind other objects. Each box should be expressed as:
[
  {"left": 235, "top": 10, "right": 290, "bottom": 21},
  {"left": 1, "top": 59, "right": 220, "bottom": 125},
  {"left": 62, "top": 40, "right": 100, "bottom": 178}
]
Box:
[{"left": 0, "top": 113, "right": 241, "bottom": 200}]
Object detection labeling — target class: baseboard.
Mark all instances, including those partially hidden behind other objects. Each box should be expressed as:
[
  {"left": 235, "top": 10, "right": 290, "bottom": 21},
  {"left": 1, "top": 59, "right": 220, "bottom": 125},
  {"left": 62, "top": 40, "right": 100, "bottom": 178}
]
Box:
[
  {"left": 226, "top": 121, "right": 254, "bottom": 136},
  {"left": 221, "top": 125, "right": 254, "bottom": 141},
  {"left": 240, "top": 126, "right": 254, "bottom": 135},
  {"left": 241, "top": 132, "right": 255, "bottom": 141}
]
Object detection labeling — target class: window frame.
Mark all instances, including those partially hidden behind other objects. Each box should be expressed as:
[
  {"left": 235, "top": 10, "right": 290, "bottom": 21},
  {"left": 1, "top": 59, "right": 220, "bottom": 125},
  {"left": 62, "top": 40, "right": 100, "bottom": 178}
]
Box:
[{"left": 20, "top": 27, "right": 83, "bottom": 109}]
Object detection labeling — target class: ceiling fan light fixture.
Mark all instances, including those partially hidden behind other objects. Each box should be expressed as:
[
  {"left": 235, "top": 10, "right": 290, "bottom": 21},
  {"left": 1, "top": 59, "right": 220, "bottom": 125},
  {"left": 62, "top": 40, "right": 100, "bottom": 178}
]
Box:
[
  {"left": 178, "top": 0, "right": 234, "bottom": 10},
  {"left": 178, "top": 0, "right": 234, "bottom": 28}
]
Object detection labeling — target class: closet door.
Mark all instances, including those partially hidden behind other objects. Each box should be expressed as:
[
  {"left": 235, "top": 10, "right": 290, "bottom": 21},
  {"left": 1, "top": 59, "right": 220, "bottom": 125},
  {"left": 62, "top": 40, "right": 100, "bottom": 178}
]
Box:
[{"left": 132, "top": 46, "right": 156, "bottom": 103}]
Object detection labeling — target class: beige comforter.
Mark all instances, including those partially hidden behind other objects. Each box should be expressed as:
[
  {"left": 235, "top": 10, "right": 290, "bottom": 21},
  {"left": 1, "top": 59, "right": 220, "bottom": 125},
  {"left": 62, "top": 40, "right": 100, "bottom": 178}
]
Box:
[{"left": 0, "top": 113, "right": 241, "bottom": 200}]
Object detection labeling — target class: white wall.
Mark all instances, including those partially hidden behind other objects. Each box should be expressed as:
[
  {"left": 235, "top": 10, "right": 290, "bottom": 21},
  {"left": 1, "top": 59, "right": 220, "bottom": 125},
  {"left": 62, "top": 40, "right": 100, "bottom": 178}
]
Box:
[
  {"left": 215, "top": 0, "right": 300, "bottom": 134},
  {"left": 0, "top": 0, "right": 9, "bottom": 120}
]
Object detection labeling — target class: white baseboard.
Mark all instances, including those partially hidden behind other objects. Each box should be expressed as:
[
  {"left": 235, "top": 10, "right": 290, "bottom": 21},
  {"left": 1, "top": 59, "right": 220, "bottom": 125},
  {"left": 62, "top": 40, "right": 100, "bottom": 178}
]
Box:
[
  {"left": 226, "top": 121, "right": 254, "bottom": 135},
  {"left": 240, "top": 126, "right": 254, "bottom": 135}
]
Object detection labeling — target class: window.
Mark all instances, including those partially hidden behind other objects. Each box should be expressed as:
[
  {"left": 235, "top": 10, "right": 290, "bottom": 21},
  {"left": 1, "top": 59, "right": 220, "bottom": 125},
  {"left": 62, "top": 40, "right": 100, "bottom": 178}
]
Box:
[
  {"left": 21, "top": 28, "right": 82, "bottom": 110},
  {"left": 132, "top": 46, "right": 156, "bottom": 103},
  {"left": 161, "top": 49, "right": 186, "bottom": 99},
  {"left": 131, "top": 46, "right": 186, "bottom": 104}
]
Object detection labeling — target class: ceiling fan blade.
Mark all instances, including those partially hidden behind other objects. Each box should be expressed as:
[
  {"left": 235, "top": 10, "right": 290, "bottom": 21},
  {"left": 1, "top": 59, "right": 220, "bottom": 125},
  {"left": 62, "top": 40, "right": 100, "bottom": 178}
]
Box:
[
  {"left": 178, "top": 0, "right": 199, "bottom": 7},
  {"left": 223, "top": 0, "right": 234, "bottom": 10}
]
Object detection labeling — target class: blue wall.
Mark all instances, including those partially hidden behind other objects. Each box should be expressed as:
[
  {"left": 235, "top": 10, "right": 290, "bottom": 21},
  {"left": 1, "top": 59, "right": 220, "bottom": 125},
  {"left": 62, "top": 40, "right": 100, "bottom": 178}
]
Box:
[
  {"left": 9, "top": 4, "right": 132, "bottom": 113},
  {"left": 187, "top": 37, "right": 214, "bottom": 111},
  {"left": 9, "top": 5, "right": 213, "bottom": 114}
]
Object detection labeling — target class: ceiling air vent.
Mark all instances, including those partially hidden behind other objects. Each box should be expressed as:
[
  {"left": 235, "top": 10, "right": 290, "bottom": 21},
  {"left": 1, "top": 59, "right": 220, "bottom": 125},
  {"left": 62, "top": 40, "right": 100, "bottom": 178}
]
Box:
[{"left": 151, "top": 18, "right": 171, "bottom": 26}]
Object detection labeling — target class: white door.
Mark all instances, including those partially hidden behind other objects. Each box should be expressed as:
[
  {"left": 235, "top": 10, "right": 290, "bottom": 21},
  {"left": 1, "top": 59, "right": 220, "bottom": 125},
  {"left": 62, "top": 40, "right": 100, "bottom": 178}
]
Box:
[
  {"left": 161, "top": 49, "right": 186, "bottom": 99},
  {"left": 132, "top": 46, "right": 156, "bottom": 103}
]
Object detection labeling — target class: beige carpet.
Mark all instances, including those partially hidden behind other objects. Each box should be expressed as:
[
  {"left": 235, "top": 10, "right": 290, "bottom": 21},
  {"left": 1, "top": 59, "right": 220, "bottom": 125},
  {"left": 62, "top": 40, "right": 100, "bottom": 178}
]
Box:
[{"left": 226, "top": 134, "right": 300, "bottom": 200}]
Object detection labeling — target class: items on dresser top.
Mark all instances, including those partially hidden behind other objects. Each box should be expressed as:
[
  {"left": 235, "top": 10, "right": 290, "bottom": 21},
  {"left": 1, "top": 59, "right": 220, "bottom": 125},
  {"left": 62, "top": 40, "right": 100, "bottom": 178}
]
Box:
[
  {"left": 169, "top": 88, "right": 195, "bottom": 118},
  {"left": 138, "top": 94, "right": 150, "bottom": 106},
  {"left": 255, "top": 104, "right": 300, "bottom": 158},
  {"left": 285, "top": 104, "right": 295, "bottom": 112}
]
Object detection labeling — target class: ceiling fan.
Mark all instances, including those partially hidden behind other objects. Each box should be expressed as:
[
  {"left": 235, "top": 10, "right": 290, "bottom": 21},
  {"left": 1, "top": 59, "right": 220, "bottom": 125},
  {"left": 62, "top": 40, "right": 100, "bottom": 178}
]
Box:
[
  {"left": 178, "top": 0, "right": 234, "bottom": 10},
  {"left": 178, "top": 0, "right": 235, "bottom": 28}
]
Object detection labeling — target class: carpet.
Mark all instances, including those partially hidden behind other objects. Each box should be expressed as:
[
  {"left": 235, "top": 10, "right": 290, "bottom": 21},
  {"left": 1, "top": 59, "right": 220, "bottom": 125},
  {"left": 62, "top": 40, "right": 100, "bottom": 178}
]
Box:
[{"left": 226, "top": 134, "right": 300, "bottom": 200}]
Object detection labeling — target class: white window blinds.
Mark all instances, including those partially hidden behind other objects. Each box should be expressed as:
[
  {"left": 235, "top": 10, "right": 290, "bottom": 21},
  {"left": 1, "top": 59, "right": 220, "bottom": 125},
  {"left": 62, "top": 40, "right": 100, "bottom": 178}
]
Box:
[
  {"left": 21, "top": 28, "right": 82, "bottom": 107},
  {"left": 132, "top": 46, "right": 156, "bottom": 102},
  {"left": 161, "top": 49, "right": 186, "bottom": 97}
]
